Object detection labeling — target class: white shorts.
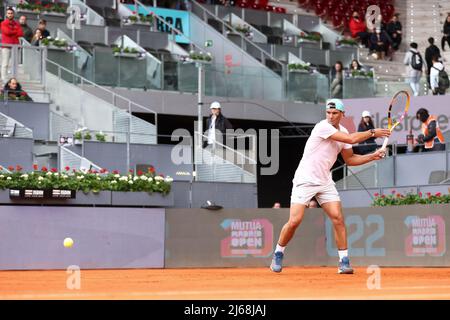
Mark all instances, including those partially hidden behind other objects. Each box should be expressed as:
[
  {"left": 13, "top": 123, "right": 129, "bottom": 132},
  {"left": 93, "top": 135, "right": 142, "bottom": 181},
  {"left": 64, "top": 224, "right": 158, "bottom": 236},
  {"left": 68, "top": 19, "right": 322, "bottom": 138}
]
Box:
[{"left": 290, "top": 182, "right": 341, "bottom": 206}]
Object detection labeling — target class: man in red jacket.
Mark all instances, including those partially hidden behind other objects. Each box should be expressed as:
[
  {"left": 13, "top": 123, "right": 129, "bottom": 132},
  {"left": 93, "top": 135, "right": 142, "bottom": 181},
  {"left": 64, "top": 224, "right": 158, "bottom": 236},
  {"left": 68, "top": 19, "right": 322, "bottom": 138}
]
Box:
[
  {"left": 349, "top": 11, "right": 368, "bottom": 47},
  {"left": 1, "top": 7, "right": 23, "bottom": 83}
]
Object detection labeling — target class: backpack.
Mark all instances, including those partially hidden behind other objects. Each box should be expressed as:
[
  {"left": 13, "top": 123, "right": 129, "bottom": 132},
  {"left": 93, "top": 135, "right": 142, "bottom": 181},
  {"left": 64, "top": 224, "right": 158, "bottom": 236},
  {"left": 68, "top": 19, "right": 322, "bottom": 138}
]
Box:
[
  {"left": 433, "top": 65, "right": 450, "bottom": 90},
  {"left": 410, "top": 50, "right": 423, "bottom": 71}
]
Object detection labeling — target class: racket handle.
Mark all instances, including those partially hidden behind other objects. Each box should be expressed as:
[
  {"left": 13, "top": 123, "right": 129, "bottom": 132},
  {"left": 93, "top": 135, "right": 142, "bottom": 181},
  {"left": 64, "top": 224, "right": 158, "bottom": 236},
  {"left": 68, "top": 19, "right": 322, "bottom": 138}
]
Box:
[{"left": 381, "top": 137, "right": 389, "bottom": 150}]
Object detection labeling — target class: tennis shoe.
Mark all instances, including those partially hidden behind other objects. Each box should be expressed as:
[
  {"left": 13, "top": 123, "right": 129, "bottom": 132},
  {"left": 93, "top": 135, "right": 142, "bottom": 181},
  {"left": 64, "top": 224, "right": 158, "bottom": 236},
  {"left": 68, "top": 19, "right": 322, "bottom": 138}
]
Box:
[
  {"left": 270, "top": 251, "right": 284, "bottom": 273},
  {"left": 338, "top": 256, "right": 354, "bottom": 274}
]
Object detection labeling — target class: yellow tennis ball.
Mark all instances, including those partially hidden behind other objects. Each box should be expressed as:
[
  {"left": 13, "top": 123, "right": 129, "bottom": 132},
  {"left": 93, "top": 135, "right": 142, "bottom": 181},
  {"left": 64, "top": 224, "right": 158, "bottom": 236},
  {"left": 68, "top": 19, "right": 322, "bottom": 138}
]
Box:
[{"left": 63, "top": 237, "right": 74, "bottom": 248}]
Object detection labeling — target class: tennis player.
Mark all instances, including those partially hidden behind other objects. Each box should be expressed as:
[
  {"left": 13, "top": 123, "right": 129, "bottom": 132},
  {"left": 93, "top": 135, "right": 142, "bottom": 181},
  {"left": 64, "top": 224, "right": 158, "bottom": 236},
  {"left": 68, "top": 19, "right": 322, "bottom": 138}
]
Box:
[{"left": 270, "top": 99, "right": 390, "bottom": 274}]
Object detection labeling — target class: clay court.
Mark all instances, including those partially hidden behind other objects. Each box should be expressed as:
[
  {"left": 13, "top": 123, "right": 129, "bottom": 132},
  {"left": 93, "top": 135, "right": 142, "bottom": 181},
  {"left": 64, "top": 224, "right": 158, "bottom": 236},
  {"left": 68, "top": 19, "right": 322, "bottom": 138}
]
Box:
[{"left": 1, "top": 267, "right": 450, "bottom": 300}]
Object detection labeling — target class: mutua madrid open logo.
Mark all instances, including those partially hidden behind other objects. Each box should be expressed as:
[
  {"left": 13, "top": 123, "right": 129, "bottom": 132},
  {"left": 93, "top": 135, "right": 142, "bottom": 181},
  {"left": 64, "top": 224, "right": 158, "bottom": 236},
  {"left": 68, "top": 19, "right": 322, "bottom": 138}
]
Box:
[
  {"left": 220, "top": 219, "right": 273, "bottom": 258},
  {"left": 404, "top": 215, "right": 446, "bottom": 256}
]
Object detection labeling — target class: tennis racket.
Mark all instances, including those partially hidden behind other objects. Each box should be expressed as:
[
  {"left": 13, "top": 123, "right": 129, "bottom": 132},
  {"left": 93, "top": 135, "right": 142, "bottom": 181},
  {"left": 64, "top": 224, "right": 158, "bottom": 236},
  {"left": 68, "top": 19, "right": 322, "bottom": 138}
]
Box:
[{"left": 380, "top": 90, "right": 411, "bottom": 151}]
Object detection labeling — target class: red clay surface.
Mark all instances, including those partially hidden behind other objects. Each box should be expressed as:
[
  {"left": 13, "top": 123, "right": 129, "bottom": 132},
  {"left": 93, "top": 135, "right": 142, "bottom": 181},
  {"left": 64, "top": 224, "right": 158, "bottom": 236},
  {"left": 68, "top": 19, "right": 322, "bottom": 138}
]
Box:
[{"left": 1, "top": 267, "right": 450, "bottom": 299}]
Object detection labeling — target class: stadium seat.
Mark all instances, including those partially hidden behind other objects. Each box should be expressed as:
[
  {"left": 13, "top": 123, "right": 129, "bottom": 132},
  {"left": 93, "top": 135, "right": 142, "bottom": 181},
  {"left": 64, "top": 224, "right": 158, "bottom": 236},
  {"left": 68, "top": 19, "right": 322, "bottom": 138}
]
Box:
[{"left": 208, "top": 19, "right": 223, "bottom": 33}]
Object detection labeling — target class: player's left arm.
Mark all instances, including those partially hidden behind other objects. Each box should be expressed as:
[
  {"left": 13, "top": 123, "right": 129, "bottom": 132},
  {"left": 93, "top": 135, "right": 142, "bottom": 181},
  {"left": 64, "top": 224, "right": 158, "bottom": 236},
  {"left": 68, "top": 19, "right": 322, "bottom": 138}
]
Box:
[{"left": 341, "top": 147, "right": 385, "bottom": 166}]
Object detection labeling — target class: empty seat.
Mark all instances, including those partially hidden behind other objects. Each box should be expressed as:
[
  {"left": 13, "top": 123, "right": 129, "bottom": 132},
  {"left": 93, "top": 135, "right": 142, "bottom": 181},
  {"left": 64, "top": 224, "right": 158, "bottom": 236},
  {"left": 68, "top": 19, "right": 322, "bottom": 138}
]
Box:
[
  {"left": 260, "top": 25, "right": 274, "bottom": 36},
  {"left": 265, "top": 59, "right": 282, "bottom": 76},
  {"left": 267, "top": 35, "right": 282, "bottom": 45},
  {"left": 208, "top": 19, "right": 222, "bottom": 33}
]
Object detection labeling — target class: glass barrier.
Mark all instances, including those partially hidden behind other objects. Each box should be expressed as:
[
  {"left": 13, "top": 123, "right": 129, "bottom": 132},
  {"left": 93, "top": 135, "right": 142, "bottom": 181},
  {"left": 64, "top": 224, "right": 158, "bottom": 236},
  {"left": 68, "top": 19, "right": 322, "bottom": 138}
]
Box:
[{"left": 287, "top": 70, "right": 329, "bottom": 103}]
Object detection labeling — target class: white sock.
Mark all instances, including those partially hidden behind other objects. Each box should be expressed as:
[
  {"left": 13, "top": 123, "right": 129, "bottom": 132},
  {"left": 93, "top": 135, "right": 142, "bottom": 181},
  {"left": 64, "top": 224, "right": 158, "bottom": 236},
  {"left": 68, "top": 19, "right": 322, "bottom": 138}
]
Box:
[
  {"left": 275, "top": 244, "right": 285, "bottom": 253},
  {"left": 338, "top": 249, "right": 348, "bottom": 261}
]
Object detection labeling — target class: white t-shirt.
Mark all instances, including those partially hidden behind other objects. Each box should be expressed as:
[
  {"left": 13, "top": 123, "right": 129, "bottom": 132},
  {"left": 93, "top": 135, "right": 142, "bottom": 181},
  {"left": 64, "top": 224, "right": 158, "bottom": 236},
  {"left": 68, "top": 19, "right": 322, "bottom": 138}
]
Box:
[
  {"left": 293, "top": 120, "right": 353, "bottom": 186},
  {"left": 207, "top": 115, "right": 217, "bottom": 145}
]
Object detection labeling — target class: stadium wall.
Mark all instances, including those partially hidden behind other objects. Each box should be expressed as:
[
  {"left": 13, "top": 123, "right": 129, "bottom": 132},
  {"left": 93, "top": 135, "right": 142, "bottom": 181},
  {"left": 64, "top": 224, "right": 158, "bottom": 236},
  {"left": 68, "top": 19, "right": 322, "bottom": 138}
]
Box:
[{"left": 2, "top": 204, "right": 448, "bottom": 270}]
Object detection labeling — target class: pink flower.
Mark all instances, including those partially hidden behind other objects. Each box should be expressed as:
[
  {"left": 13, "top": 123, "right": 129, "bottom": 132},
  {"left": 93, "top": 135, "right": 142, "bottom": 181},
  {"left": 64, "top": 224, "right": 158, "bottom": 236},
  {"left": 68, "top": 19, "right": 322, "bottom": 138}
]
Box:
[
  {"left": 65, "top": 166, "right": 70, "bottom": 171},
  {"left": 374, "top": 192, "right": 379, "bottom": 197},
  {"left": 436, "top": 192, "right": 442, "bottom": 197},
  {"left": 51, "top": 168, "right": 58, "bottom": 173}
]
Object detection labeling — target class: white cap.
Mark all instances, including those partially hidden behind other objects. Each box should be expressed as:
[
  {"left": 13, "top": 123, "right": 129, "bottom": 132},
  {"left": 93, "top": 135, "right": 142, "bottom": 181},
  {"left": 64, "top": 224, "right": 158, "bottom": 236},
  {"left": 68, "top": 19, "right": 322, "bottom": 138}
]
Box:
[
  {"left": 362, "top": 110, "right": 371, "bottom": 118},
  {"left": 210, "top": 101, "right": 221, "bottom": 109}
]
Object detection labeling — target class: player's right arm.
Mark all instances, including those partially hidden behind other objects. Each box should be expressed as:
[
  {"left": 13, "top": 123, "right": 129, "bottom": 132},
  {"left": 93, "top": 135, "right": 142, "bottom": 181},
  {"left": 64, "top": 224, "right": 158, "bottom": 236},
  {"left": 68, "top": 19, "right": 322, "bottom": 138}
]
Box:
[{"left": 330, "top": 129, "right": 390, "bottom": 145}]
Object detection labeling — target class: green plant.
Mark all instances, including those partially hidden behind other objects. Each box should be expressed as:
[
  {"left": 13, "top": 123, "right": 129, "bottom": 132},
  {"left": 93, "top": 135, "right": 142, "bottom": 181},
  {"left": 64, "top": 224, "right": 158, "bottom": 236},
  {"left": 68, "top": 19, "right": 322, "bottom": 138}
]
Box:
[
  {"left": 288, "top": 63, "right": 311, "bottom": 72},
  {"left": 234, "top": 24, "right": 251, "bottom": 35},
  {"left": 129, "top": 15, "right": 138, "bottom": 22},
  {"left": 73, "top": 131, "right": 82, "bottom": 140},
  {"left": 95, "top": 132, "right": 106, "bottom": 142},
  {"left": 299, "top": 32, "right": 321, "bottom": 42},
  {"left": 337, "top": 38, "right": 358, "bottom": 46},
  {"left": 83, "top": 131, "right": 92, "bottom": 140},
  {"left": 189, "top": 51, "right": 212, "bottom": 62},
  {"left": 40, "top": 37, "right": 52, "bottom": 46},
  {"left": 112, "top": 46, "right": 121, "bottom": 54},
  {"left": 52, "top": 38, "right": 68, "bottom": 48},
  {"left": 351, "top": 69, "right": 374, "bottom": 78},
  {"left": 0, "top": 166, "right": 173, "bottom": 195},
  {"left": 372, "top": 191, "right": 450, "bottom": 207}
]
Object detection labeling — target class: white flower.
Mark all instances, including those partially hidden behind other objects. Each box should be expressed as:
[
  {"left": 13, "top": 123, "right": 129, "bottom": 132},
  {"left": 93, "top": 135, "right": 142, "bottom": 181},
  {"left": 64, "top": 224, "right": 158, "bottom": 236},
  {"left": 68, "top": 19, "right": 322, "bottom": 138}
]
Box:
[
  {"left": 97, "top": 177, "right": 101, "bottom": 180},
  {"left": 140, "top": 176, "right": 148, "bottom": 181},
  {"left": 0, "top": 175, "right": 4, "bottom": 179},
  {"left": 133, "top": 176, "right": 139, "bottom": 181},
  {"left": 6, "top": 177, "right": 12, "bottom": 180},
  {"left": 155, "top": 176, "right": 164, "bottom": 181},
  {"left": 111, "top": 180, "right": 117, "bottom": 184},
  {"left": 46, "top": 172, "right": 53, "bottom": 176},
  {"left": 156, "top": 181, "right": 160, "bottom": 185},
  {"left": 119, "top": 176, "right": 128, "bottom": 181},
  {"left": 114, "top": 174, "right": 120, "bottom": 178},
  {"left": 53, "top": 172, "right": 59, "bottom": 176},
  {"left": 147, "top": 177, "right": 153, "bottom": 182},
  {"left": 21, "top": 174, "right": 29, "bottom": 180},
  {"left": 38, "top": 176, "right": 44, "bottom": 181},
  {"left": 128, "top": 180, "right": 133, "bottom": 184},
  {"left": 165, "top": 176, "right": 173, "bottom": 183},
  {"left": 62, "top": 175, "right": 68, "bottom": 179},
  {"left": 76, "top": 175, "right": 84, "bottom": 180}
]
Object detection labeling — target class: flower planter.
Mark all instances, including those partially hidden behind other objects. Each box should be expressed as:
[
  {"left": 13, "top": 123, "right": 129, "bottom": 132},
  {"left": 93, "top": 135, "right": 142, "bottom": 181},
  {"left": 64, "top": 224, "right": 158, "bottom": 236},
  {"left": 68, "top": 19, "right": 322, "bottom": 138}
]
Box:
[
  {"left": 111, "top": 191, "right": 174, "bottom": 207},
  {"left": 16, "top": 9, "right": 37, "bottom": 14},
  {"left": 0, "top": 190, "right": 111, "bottom": 206},
  {"left": 298, "top": 38, "right": 319, "bottom": 44},
  {"left": 46, "top": 45, "right": 68, "bottom": 51},
  {"left": 113, "top": 52, "right": 141, "bottom": 59},
  {"left": 288, "top": 69, "right": 310, "bottom": 73},
  {"left": 42, "top": 11, "right": 66, "bottom": 17}
]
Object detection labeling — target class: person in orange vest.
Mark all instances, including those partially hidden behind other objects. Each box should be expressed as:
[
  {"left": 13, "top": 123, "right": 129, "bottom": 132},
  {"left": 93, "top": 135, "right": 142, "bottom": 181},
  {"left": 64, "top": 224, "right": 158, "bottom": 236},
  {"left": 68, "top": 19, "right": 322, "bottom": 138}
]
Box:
[{"left": 416, "top": 108, "right": 445, "bottom": 151}]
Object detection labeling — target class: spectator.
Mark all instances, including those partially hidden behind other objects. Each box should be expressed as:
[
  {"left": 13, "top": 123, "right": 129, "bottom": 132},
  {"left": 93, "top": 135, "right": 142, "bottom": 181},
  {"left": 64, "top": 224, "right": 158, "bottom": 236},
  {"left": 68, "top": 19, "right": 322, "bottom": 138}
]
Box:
[
  {"left": 30, "top": 29, "right": 43, "bottom": 46},
  {"left": 349, "top": 59, "right": 362, "bottom": 71},
  {"left": 416, "top": 108, "right": 445, "bottom": 151},
  {"left": 272, "top": 202, "right": 281, "bottom": 209},
  {"left": 357, "top": 111, "right": 377, "bottom": 154},
  {"left": 1, "top": 7, "right": 23, "bottom": 83},
  {"left": 2, "top": 78, "right": 32, "bottom": 101},
  {"left": 425, "top": 37, "right": 441, "bottom": 87},
  {"left": 386, "top": 13, "right": 402, "bottom": 51},
  {"left": 403, "top": 42, "right": 423, "bottom": 96},
  {"left": 330, "top": 61, "right": 343, "bottom": 99},
  {"left": 37, "top": 19, "right": 50, "bottom": 39},
  {"left": 442, "top": 14, "right": 450, "bottom": 51},
  {"left": 18, "top": 15, "right": 33, "bottom": 43},
  {"left": 430, "top": 54, "right": 447, "bottom": 95},
  {"left": 369, "top": 27, "right": 390, "bottom": 60},
  {"left": 203, "top": 101, "right": 233, "bottom": 148},
  {"left": 349, "top": 11, "right": 369, "bottom": 47}
]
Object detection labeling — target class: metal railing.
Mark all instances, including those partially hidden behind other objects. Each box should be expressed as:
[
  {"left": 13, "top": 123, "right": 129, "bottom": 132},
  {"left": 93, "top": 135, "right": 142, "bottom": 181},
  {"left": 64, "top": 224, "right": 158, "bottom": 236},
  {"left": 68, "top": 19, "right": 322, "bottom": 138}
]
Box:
[
  {"left": 191, "top": 0, "right": 285, "bottom": 73},
  {"left": 59, "top": 145, "right": 102, "bottom": 172},
  {"left": 0, "top": 112, "right": 33, "bottom": 139}
]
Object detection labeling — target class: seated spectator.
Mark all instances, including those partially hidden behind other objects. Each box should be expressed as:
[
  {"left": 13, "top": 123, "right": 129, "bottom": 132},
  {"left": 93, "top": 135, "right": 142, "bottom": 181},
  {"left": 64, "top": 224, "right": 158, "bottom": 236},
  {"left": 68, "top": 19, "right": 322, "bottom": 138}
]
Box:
[
  {"left": 357, "top": 111, "right": 377, "bottom": 154},
  {"left": 349, "top": 11, "right": 369, "bottom": 47},
  {"left": 2, "top": 78, "right": 32, "bottom": 101},
  {"left": 330, "top": 61, "right": 343, "bottom": 98},
  {"left": 30, "top": 29, "right": 42, "bottom": 46},
  {"left": 349, "top": 59, "right": 362, "bottom": 71},
  {"left": 386, "top": 13, "right": 402, "bottom": 51},
  {"left": 37, "top": 19, "right": 50, "bottom": 39},
  {"left": 369, "top": 27, "right": 390, "bottom": 60}
]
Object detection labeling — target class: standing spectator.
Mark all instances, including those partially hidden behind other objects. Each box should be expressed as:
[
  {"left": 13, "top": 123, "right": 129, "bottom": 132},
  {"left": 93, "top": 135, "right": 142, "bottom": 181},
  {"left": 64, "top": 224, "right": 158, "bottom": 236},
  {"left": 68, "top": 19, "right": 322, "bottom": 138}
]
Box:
[
  {"left": 430, "top": 54, "right": 448, "bottom": 95},
  {"left": 441, "top": 14, "right": 450, "bottom": 51},
  {"left": 37, "top": 19, "right": 51, "bottom": 39},
  {"left": 416, "top": 108, "right": 445, "bottom": 151},
  {"left": 330, "top": 61, "right": 343, "bottom": 99},
  {"left": 18, "top": 15, "right": 33, "bottom": 43},
  {"left": 357, "top": 111, "right": 377, "bottom": 154},
  {"left": 425, "top": 37, "right": 441, "bottom": 87},
  {"left": 403, "top": 42, "right": 423, "bottom": 96},
  {"left": 349, "top": 11, "right": 369, "bottom": 47},
  {"left": 1, "top": 7, "right": 23, "bottom": 83},
  {"left": 203, "top": 101, "right": 233, "bottom": 148},
  {"left": 386, "top": 13, "right": 402, "bottom": 51}
]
